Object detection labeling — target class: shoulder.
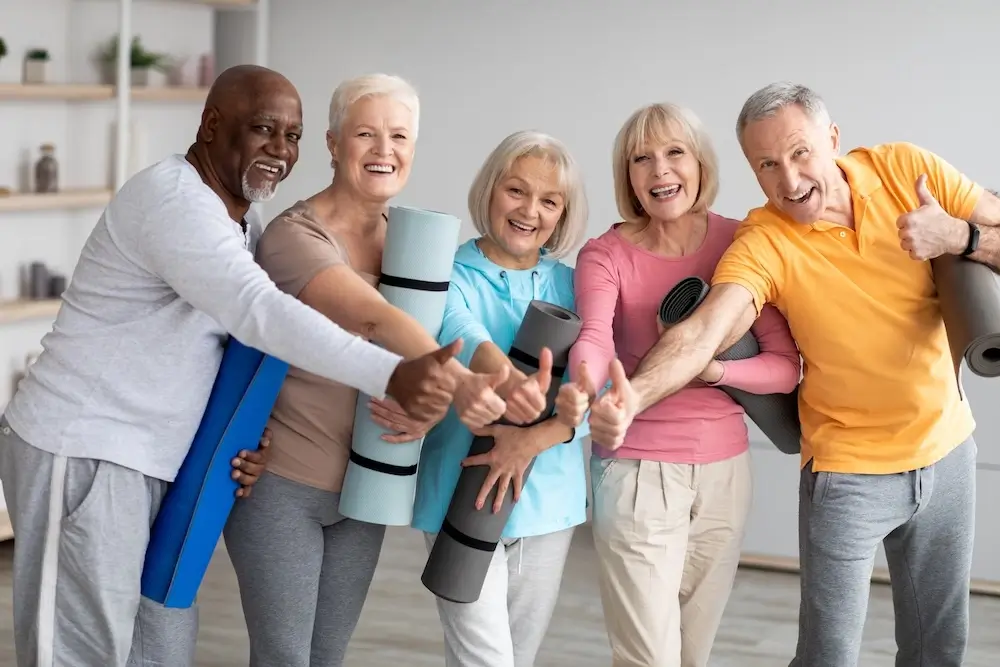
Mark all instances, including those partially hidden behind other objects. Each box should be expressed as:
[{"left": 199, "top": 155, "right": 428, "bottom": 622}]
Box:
[
  {"left": 116, "top": 155, "right": 224, "bottom": 216},
  {"left": 259, "top": 202, "right": 339, "bottom": 251},
  {"left": 577, "top": 226, "right": 622, "bottom": 262}
]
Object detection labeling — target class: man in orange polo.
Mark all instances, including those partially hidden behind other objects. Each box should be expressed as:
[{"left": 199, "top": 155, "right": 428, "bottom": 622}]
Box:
[{"left": 558, "top": 82, "right": 1000, "bottom": 666}]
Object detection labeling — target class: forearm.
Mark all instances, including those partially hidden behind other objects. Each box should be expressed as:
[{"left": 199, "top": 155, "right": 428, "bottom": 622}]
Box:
[
  {"left": 223, "top": 288, "right": 401, "bottom": 399},
  {"left": 966, "top": 225, "right": 1000, "bottom": 272},
  {"left": 715, "top": 354, "right": 800, "bottom": 394},
  {"left": 631, "top": 322, "right": 718, "bottom": 413},
  {"left": 523, "top": 417, "right": 575, "bottom": 456}
]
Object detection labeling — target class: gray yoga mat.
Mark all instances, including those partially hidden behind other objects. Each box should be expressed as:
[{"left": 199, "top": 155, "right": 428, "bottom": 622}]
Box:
[
  {"left": 658, "top": 277, "right": 802, "bottom": 455},
  {"left": 338, "top": 205, "right": 463, "bottom": 526},
  {"left": 932, "top": 254, "right": 1000, "bottom": 378},
  {"left": 421, "top": 300, "right": 583, "bottom": 604}
]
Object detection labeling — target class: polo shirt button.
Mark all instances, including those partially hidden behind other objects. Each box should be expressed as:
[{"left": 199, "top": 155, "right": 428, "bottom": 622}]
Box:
[
  {"left": 839, "top": 231, "right": 846, "bottom": 238},
  {"left": 1, "top": 426, "right": 9, "bottom": 435}
]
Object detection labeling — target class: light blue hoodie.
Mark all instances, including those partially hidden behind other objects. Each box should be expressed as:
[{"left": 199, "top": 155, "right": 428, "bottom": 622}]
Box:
[{"left": 411, "top": 238, "right": 589, "bottom": 539}]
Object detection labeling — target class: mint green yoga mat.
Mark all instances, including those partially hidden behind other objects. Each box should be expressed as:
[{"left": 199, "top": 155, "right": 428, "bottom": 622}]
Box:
[{"left": 338, "top": 206, "right": 463, "bottom": 526}]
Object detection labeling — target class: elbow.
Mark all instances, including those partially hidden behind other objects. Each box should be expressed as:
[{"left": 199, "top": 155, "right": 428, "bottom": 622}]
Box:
[{"left": 776, "top": 357, "right": 802, "bottom": 394}]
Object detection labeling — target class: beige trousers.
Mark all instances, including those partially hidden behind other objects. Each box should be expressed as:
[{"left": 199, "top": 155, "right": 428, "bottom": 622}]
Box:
[{"left": 590, "top": 451, "right": 753, "bottom": 667}]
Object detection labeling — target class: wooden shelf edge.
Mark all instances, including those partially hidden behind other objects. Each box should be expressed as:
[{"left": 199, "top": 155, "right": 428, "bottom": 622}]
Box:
[
  {"left": 0, "top": 83, "right": 209, "bottom": 103},
  {"left": 740, "top": 552, "right": 1000, "bottom": 598},
  {"left": 0, "top": 510, "right": 11, "bottom": 542},
  {"left": 0, "top": 299, "right": 62, "bottom": 325},
  {"left": 0, "top": 188, "right": 112, "bottom": 213}
]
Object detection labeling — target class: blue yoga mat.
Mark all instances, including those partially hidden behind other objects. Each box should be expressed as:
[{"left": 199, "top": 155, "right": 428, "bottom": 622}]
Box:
[
  {"left": 338, "top": 205, "right": 462, "bottom": 526},
  {"left": 141, "top": 337, "right": 289, "bottom": 608}
]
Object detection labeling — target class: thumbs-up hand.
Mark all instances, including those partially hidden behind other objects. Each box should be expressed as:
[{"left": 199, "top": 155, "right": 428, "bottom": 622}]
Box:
[
  {"left": 500, "top": 347, "right": 554, "bottom": 425},
  {"left": 554, "top": 360, "right": 598, "bottom": 428},
  {"left": 453, "top": 363, "right": 510, "bottom": 431},
  {"left": 386, "top": 338, "right": 464, "bottom": 423},
  {"left": 588, "top": 359, "right": 639, "bottom": 450},
  {"left": 896, "top": 173, "right": 970, "bottom": 261}
]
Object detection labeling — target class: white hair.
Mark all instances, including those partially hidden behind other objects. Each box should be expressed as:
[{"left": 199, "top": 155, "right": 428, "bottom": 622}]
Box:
[
  {"left": 327, "top": 73, "right": 420, "bottom": 140},
  {"left": 468, "top": 130, "right": 589, "bottom": 259},
  {"left": 736, "top": 82, "right": 831, "bottom": 143}
]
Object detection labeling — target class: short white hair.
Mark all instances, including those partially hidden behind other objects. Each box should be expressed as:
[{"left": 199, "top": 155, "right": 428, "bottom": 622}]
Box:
[
  {"left": 328, "top": 73, "right": 420, "bottom": 140},
  {"left": 736, "top": 82, "right": 831, "bottom": 144},
  {"left": 467, "top": 130, "right": 589, "bottom": 259}
]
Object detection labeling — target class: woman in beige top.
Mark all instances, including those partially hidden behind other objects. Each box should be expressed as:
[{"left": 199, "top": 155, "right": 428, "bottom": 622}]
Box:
[{"left": 222, "top": 74, "right": 552, "bottom": 667}]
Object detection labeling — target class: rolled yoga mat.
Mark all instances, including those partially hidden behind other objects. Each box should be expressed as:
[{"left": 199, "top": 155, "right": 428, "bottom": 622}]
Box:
[
  {"left": 338, "top": 205, "right": 463, "bottom": 526},
  {"left": 421, "top": 300, "right": 582, "bottom": 604},
  {"left": 931, "top": 254, "right": 1000, "bottom": 378},
  {"left": 658, "top": 276, "right": 802, "bottom": 455},
  {"left": 141, "top": 337, "right": 289, "bottom": 608}
]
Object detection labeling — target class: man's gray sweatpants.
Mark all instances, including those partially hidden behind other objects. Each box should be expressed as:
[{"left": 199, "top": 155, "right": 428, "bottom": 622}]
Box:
[
  {"left": 790, "top": 437, "right": 976, "bottom": 667},
  {"left": 0, "top": 416, "right": 198, "bottom": 667}
]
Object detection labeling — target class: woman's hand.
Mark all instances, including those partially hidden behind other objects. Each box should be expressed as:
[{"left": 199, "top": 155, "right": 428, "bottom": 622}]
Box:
[
  {"left": 231, "top": 428, "right": 272, "bottom": 498},
  {"left": 461, "top": 424, "right": 537, "bottom": 513},
  {"left": 496, "top": 348, "right": 553, "bottom": 424},
  {"left": 696, "top": 360, "right": 725, "bottom": 385},
  {"left": 368, "top": 397, "right": 436, "bottom": 443}
]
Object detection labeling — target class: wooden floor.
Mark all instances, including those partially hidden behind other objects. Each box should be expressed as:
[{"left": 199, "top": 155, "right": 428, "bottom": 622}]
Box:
[{"left": 1, "top": 526, "right": 999, "bottom": 665}]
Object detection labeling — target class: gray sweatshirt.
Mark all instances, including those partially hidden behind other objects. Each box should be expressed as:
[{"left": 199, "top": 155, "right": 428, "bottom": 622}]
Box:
[{"left": 4, "top": 154, "right": 402, "bottom": 481}]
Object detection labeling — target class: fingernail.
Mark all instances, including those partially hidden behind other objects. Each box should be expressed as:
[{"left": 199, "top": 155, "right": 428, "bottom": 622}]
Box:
[{"left": 231, "top": 458, "right": 240, "bottom": 467}]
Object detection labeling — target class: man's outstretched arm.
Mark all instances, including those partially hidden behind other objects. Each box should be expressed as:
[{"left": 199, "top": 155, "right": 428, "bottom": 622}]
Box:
[{"left": 630, "top": 283, "right": 758, "bottom": 413}]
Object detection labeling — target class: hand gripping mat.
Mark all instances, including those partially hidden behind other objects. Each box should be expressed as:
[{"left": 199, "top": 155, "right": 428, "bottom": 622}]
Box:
[
  {"left": 140, "top": 337, "right": 289, "bottom": 608},
  {"left": 932, "top": 254, "right": 1000, "bottom": 379},
  {"left": 658, "top": 277, "right": 801, "bottom": 455},
  {"left": 338, "top": 205, "right": 463, "bottom": 526},
  {"left": 421, "top": 300, "right": 583, "bottom": 603}
]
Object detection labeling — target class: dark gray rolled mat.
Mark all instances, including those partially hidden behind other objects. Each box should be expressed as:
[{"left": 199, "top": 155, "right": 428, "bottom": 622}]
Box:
[
  {"left": 658, "top": 276, "right": 802, "bottom": 455},
  {"left": 421, "top": 300, "right": 583, "bottom": 604},
  {"left": 931, "top": 254, "right": 1000, "bottom": 378}
]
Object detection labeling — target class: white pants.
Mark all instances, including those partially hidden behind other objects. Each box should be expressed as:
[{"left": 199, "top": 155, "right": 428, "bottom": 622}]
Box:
[{"left": 423, "top": 527, "right": 575, "bottom": 667}]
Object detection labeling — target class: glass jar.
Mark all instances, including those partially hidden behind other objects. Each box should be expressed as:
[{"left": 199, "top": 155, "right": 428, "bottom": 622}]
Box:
[{"left": 35, "top": 143, "right": 58, "bottom": 193}]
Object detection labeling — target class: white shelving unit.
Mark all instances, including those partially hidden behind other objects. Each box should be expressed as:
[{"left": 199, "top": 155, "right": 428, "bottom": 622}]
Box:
[{"left": 0, "top": 0, "right": 269, "bottom": 542}]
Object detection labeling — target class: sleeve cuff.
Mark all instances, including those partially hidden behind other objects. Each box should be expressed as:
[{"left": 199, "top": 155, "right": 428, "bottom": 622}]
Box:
[{"left": 359, "top": 346, "right": 404, "bottom": 399}]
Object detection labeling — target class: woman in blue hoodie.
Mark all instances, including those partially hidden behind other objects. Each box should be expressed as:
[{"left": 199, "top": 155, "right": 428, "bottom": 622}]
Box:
[{"left": 373, "top": 129, "right": 590, "bottom": 666}]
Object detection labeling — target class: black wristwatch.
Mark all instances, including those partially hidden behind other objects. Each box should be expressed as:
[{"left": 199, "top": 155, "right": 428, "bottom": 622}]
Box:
[{"left": 961, "top": 221, "right": 980, "bottom": 256}]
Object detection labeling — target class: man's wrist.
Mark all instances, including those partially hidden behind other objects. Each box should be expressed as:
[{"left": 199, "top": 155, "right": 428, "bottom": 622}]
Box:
[{"left": 951, "top": 217, "right": 974, "bottom": 255}]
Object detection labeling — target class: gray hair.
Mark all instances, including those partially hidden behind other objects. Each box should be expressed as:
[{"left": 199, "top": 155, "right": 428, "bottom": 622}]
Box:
[
  {"left": 468, "top": 130, "right": 589, "bottom": 259},
  {"left": 328, "top": 73, "right": 420, "bottom": 140},
  {"left": 736, "top": 82, "right": 831, "bottom": 143}
]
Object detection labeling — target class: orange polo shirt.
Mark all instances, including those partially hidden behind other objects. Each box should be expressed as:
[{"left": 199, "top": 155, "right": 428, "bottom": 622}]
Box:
[{"left": 712, "top": 142, "right": 983, "bottom": 474}]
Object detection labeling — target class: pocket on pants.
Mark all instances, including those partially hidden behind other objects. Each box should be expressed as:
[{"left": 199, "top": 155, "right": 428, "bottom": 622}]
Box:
[
  {"left": 802, "top": 459, "right": 834, "bottom": 507},
  {"left": 589, "top": 455, "right": 618, "bottom": 495},
  {"left": 63, "top": 459, "right": 109, "bottom": 527}
]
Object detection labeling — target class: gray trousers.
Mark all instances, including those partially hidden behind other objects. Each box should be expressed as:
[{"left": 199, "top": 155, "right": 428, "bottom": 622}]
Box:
[
  {"left": 791, "top": 437, "right": 976, "bottom": 667},
  {"left": 222, "top": 471, "right": 386, "bottom": 667},
  {"left": 0, "top": 416, "right": 199, "bottom": 667}
]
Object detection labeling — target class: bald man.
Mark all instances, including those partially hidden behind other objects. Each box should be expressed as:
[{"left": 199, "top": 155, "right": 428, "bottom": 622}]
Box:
[{"left": 0, "top": 66, "right": 484, "bottom": 667}]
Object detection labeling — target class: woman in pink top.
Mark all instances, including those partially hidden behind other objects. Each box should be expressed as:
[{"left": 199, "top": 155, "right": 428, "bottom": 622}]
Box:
[{"left": 566, "top": 103, "right": 801, "bottom": 666}]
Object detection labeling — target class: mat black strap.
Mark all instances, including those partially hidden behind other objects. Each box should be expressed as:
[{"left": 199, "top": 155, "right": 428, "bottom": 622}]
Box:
[
  {"left": 508, "top": 346, "right": 565, "bottom": 378},
  {"left": 441, "top": 518, "right": 497, "bottom": 552},
  {"left": 379, "top": 273, "right": 450, "bottom": 293},
  {"left": 349, "top": 450, "right": 417, "bottom": 476}
]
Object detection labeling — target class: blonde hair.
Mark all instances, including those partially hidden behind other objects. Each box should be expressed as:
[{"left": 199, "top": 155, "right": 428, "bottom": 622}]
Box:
[
  {"left": 327, "top": 73, "right": 420, "bottom": 140},
  {"left": 467, "top": 130, "right": 588, "bottom": 259},
  {"left": 612, "top": 102, "right": 719, "bottom": 224}
]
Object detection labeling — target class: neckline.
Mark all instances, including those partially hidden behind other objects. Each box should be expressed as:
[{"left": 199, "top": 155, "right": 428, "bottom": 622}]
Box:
[{"left": 610, "top": 212, "right": 716, "bottom": 262}]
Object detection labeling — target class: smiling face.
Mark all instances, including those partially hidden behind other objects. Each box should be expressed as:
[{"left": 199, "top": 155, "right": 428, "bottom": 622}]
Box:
[
  {"left": 328, "top": 94, "right": 415, "bottom": 202},
  {"left": 741, "top": 104, "right": 841, "bottom": 224},
  {"left": 485, "top": 154, "right": 566, "bottom": 266},
  {"left": 213, "top": 84, "right": 302, "bottom": 203},
  {"left": 628, "top": 123, "right": 702, "bottom": 224}
]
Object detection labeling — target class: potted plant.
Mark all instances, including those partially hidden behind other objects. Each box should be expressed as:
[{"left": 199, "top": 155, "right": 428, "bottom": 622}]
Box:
[
  {"left": 99, "top": 35, "right": 168, "bottom": 87},
  {"left": 0, "top": 38, "right": 8, "bottom": 64},
  {"left": 23, "top": 48, "right": 49, "bottom": 84}
]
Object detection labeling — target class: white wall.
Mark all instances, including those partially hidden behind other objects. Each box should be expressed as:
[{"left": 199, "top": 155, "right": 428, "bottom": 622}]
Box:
[{"left": 265, "top": 0, "right": 1000, "bottom": 581}]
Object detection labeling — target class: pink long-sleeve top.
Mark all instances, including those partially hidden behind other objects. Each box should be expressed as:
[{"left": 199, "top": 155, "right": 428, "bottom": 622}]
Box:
[{"left": 571, "top": 212, "right": 802, "bottom": 464}]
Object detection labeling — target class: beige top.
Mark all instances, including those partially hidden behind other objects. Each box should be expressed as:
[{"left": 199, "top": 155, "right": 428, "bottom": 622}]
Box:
[{"left": 255, "top": 201, "right": 378, "bottom": 492}]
